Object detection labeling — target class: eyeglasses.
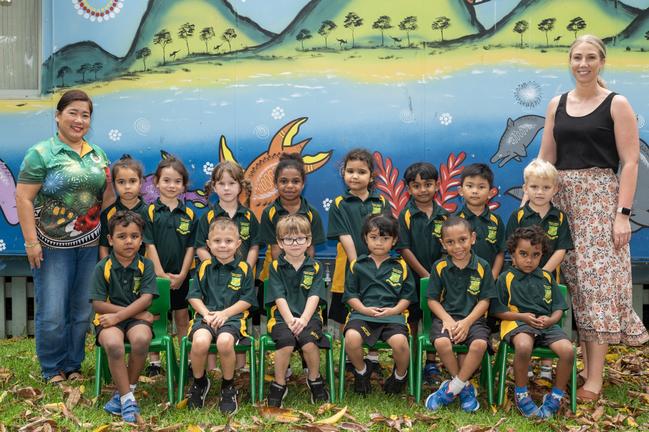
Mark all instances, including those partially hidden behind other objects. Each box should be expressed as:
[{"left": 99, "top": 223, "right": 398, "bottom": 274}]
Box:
[{"left": 280, "top": 236, "right": 309, "bottom": 246}]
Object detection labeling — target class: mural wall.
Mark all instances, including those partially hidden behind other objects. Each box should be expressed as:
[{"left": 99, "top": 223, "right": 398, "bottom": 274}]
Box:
[{"left": 1, "top": 0, "right": 648, "bottom": 260}]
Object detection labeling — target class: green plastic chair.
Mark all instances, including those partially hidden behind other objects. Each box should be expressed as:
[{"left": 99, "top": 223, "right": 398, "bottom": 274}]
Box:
[
  {"left": 258, "top": 279, "right": 336, "bottom": 402},
  {"left": 414, "top": 277, "right": 495, "bottom": 404},
  {"left": 494, "top": 283, "right": 577, "bottom": 412},
  {"left": 337, "top": 310, "right": 414, "bottom": 400},
  {"left": 177, "top": 300, "right": 257, "bottom": 403},
  {"left": 94, "top": 277, "right": 177, "bottom": 404}
]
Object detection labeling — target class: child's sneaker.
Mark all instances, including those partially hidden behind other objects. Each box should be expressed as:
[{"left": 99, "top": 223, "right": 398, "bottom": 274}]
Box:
[
  {"left": 219, "top": 385, "right": 238, "bottom": 415},
  {"left": 425, "top": 380, "right": 456, "bottom": 411},
  {"left": 458, "top": 383, "right": 480, "bottom": 412},
  {"left": 527, "top": 365, "right": 535, "bottom": 379},
  {"left": 515, "top": 391, "right": 539, "bottom": 417},
  {"left": 383, "top": 369, "right": 407, "bottom": 394},
  {"left": 144, "top": 363, "right": 163, "bottom": 377},
  {"left": 307, "top": 376, "right": 329, "bottom": 403},
  {"left": 103, "top": 391, "right": 121, "bottom": 415},
  {"left": 367, "top": 359, "right": 384, "bottom": 378},
  {"left": 353, "top": 361, "right": 372, "bottom": 396},
  {"left": 423, "top": 362, "right": 441, "bottom": 384},
  {"left": 268, "top": 381, "right": 288, "bottom": 407},
  {"left": 538, "top": 393, "right": 562, "bottom": 419},
  {"left": 120, "top": 398, "right": 140, "bottom": 423},
  {"left": 187, "top": 376, "right": 211, "bottom": 409}
]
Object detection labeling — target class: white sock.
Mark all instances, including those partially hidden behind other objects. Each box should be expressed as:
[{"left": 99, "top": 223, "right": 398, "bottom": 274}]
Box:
[
  {"left": 540, "top": 365, "right": 552, "bottom": 379},
  {"left": 355, "top": 365, "right": 367, "bottom": 375},
  {"left": 394, "top": 369, "right": 407, "bottom": 380},
  {"left": 448, "top": 376, "right": 467, "bottom": 395},
  {"left": 129, "top": 384, "right": 137, "bottom": 392},
  {"left": 150, "top": 360, "right": 161, "bottom": 366},
  {"left": 365, "top": 353, "right": 379, "bottom": 362},
  {"left": 120, "top": 392, "right": 135, "bottom": 404}
]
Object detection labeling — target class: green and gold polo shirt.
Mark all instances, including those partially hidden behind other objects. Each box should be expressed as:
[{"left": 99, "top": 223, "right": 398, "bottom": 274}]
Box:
[
  {"left": 18, "top": 135, "right": 110, "bottom": 248},
  {"left": 259, "top": 197, "right": 325, "bottom": 246},
  {"left": 343, "top": 254, "right": 417, "bottom": 325},
  {"left": 143, "top": 199, "right": 196, "bottom": 273},
  {"left": 505, "top": 203, "right": 573, "bottom": 268},
  {"left": 490, "top": 266, "right": 568, "bottom": 339},
  {"left": 397, "top": 199, "right": 449, "bottom": 269},
  {"left": 457, "top": 205, "right": 505, "bottom": 268},
  {"left": 89, "top": 252, "right": 158, "bottom": 322},
  {"left": 194, "top": 202, "right": 260, "bottom": 258},
  {"left": 99, "top": 199, "right": 148, "bottom": 255},
  {"left": 187, "top": 257, "right": 256, "bottom": 328},
  {"left": 427, "top": 254, "right": 496, "bottom": 318},
  {"left": 266, "top": 254, "right": 326, "bottom": 330}
]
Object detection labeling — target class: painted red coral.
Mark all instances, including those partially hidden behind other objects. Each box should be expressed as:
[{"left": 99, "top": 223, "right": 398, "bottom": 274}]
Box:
[
  {"left": 373, "top": 152, "right": 408, "bottom": 218},
  {"left": 436, "top": 152, "right": 466, "bottom": 212}
]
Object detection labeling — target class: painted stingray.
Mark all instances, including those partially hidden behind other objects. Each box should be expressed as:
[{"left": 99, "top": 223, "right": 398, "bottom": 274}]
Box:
[
  {"left": 0, "top": 159, "right": 18, "bottom": 225},
  {"left": 219, "top": 117, "right": 333, "bottom": 219}
]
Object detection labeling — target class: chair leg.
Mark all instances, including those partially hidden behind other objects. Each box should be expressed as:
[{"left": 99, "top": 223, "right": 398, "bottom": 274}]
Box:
[
  {"left": 407, "top": 336, "right": 414, "bottom": 396},
  {"left": 570, "top": 346, "right": 577, "bottom": 413},
  {"left": 177, "top": 337, "right": 189, "bottom": 404},
  {"left": 164, "top": 339, "right": 175, "bottom": 404},
  {"left": 325, "top": 334, "right": 335, "bottom": 403},
  {"left": 496, "top": 343, "right": 509, "bottom": 406},
  {"left": 248, "top": 341, "right": 257, "bottom": 404},
  {"left": 483, "top": 352, "right": 494, "bottom": 406},
  {"left": 258, "top": 337, "right": 267, "bottom": 401},
  {"left": 337, "top": 335, "right": 346, "bottom": 401},
  {"left": 414, "top": 338, "right": 424, "bottom": 402},
  {"left": 94, "top": 347, "right": 103, "bottom": 399}
]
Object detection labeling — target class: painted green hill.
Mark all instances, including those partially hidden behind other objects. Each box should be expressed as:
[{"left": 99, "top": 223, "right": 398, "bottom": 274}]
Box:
[
  {"left": 256, "top": 0, "right": 484, "bottom": 53},
  {"left": 480, "top": 0, "right": 639, "bottom": 48},
  {"left": 614, "top": 8, "right": 649, "bottom": 49}
]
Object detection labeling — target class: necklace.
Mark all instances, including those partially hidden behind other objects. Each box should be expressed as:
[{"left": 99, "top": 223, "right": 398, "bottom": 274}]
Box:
[{"left": 73, "top": 0, "right": 124, "bottom": 23}]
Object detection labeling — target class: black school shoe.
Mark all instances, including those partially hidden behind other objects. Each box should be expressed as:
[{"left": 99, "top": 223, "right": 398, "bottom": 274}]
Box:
[
  {"left": 219, "top": 385, "right": 238, "bottom": 415},
  {"left": 383, "top": 369, "right": 407, "bottom": 394},
  {"left": 187, "top": 376, "right": 211, "bottom": 409},
  {"left": 268, "top": 381, "right": 288, "bottom": 408},
  {"left": 307, "top": 376, "right": 329, "bottom": 403},
  {"left": 353, "top": 360, "right": 372, "bottom": 396}
]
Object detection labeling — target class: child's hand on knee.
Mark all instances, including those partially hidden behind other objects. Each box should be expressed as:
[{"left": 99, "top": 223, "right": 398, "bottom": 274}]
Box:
[
  {"left": 521, "top": 313, "right": 543, "bottom": 328},
  {"left": 442, "top": 319, "right": 457, "bottom": 341},
  {"left": 135, "top": 311, "right": 155, "bottom": 324},
  {"left": 99, "top": 313, "right": 120, "bottom": 328},
  {"left": 453, "top": 319, "right": 470, "bottom": 343}
]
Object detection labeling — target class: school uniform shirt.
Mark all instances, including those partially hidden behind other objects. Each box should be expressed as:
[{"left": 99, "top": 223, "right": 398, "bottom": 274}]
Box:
[
  {"left": 89, "top": 252, "right": 158, "bottom": 316},
  {"left": 265, "top": 254, "right": 327, "bottom": 329},
  {"left": 505, "top": 203, "right": 573, "bottom": 268},
  {"left": 328, "top": 190, "right": 388, "bottom": 293},
  {"left": 457, "top": 205, "right": 505, "bottom": 268},
  {"left": 397, "top": 198, "right": 449, "bottom": 269},
  {"left": 187, "top": 257, "right": 256, "bottom": 328},
  {"left": 194, "top": 202, "right": 260, "bottom": 259},
  {"left": 143, "top": 199, "right": 196, "bottom": 274},
  {"left": 428, "top": 254, "right": 496, "bottom": 318},
  {"left": 490, "top": 266, "right": 568, "bottom": 339},
  {"left": 258, "top": 197, "right": 325, "bottom": 246},
  {"left": 342, "top": 254, "right": 417, "bottom": 325},
  {"left": 99, "top": 199, "right": 149, "bottom": 255}
]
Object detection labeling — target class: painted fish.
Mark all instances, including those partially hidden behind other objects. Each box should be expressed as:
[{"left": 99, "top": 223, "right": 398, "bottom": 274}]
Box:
[
  {"left": 0, "top": 159, "right": 18, "bottom": 225},
  {"left": 491, "top": 115, "right": 545, "bottom": 167}
]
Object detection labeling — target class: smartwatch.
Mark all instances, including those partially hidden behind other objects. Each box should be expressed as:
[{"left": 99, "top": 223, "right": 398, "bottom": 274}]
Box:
[{"left": 617, "top": 207, "right": 632, "bottom": 216}]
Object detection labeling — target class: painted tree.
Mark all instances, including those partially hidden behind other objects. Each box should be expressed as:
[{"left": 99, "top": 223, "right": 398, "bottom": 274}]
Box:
[
  {"left": 178, "top": 22, "right": 196, "bottom": 56},
  {"left": 153, "top": 29, "right": 172, "bottom": 65},
  {"left": 91, "top": 62, "right": 103, "bottom": 80},
  {"left": 77, "top": 63, "right": 92, "bottom": 82},
  {"left": 537, "top": 18, "right": 556, "bottom": 47},
  {"left": 372, "top": 15, "right": 392, "bottom": 47},
  {"left": 222, "top": 28, "right": 237, "bottom": 52},
  {"left": 318, "top": 20, "right": 337, "bottom": 48},
  {"left": 56, "top": 66, "right": 71, "bottom": 87},
  {"left": 136, "top": 47, "right": 151, "bottom": 71},
  {"left": 296, "top": 28, "right": 312, "bottom": 51},
  {"left": 343, "top": 12, "right": 363, "bottom": 48},
  {"left": 513, "top": 20, "right": 529, "bottom": 47},
  {"left": 567, "top": 17, "right": 587, "bottom": 40},
  {"left": 431, "top": 16, "right": 451, "bottom": 42},
  {"left": 200, "top": 27, "right": 215, "bottom": 53},
  {"left": 399, "top": 16, "right": 418, "bottom": 47}
]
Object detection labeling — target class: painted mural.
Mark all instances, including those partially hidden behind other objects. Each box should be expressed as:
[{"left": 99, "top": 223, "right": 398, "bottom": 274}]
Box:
[{"left": 1, "top": 0, "right": 648, "bottom": 259}]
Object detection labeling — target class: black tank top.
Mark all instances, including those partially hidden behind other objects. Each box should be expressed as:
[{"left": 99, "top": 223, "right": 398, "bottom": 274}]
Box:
[{"left": 553, "top": 92, "right": 619, "bottom": 170}]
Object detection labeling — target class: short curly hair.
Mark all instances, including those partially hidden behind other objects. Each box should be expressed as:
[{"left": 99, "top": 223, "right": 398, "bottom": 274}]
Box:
[{"left": 506, "top": 225, "right": 548, "bottom": 255}]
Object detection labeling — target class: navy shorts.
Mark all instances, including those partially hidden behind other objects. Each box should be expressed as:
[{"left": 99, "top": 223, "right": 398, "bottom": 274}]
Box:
[
  {"left": 170, "top": 277, "right": 190, "bottom": 310},
  {"left": 328, "top": 292, "right": 347, "bottom": 324},
  {"left": 504, "top": 323, "right": 569, "bottom": 347},
  {"left": 95, "top": 318, "right": 153, "bottom": 347},
  {"left": 270, "top": 320, "right": 330, "bottom": 349},
  {"left": 344, "top": 319, "right": 408, "bottom": 347},
  {"left": 188, "top": 320, "right": 251, "bottom": 347},
  {"left": 430, "top": 316, "right": 492, "bottom": 353}
]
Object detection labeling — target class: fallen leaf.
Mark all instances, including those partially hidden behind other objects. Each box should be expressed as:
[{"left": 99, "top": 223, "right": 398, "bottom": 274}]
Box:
[
  {"left": 259, "top": 406, "right": 301, "bottom": 423},
  {"left": 316, "top": 403, "right": 335, "bottom": 415},
  {"left": 92, "top": 425, "right": 110, "bottom": 432},
  {"left": 15, "top": 387, "right": 42, "bottom": 400},
  {"left": 65, "top": 387, "right": 81, "bottom": 410},
  {"left": 625, "top": 416, "right": 638, "bottom": 428},
  {"left": 0, "top": 391, "right": 7, "bottom": 404},
  {"left": 339, "top": 422, "right": 369, "bottom": 432},
  {"left": 315, "top": 406, "right": 347, "bottom": 425},
  {"left": 153, "top": 424, "right": 183, "bottom": 432},
  {"left": 591, "top": 405, "right": 605, "bottom": 422},
  {"left": 294, "top": 426, "right": 339, "bottom": 432},
  {"left": 187, "top": 425, "right": 204, "bottom": 432},
  {"left": 176, "top": 398, "right": 188, "bottom": 409},
  {"left": 43, "top": 402, "right": 66, "bottom": 412}
]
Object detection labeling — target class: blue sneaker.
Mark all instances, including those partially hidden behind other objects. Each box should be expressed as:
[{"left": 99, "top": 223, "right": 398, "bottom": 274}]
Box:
[
  {"left": 103, "top": 392, "right": 121, "bottom": 415},
  {"left": 424, "top": 380, "right": 456, "bottom": 411},
  {"left": 121, "top": 398, "right": 140, "bottom": 423},
  {"left": 537, "top": 393, "right": 562, "bottom": 419},
  {"left": 515, "top": 391, "right": 539, "bottom": 418},
  {"left": 423, "top": 362, "right": 441, "bottom": 384},
  {"left": 458, "top": 383, "right": 480, "bottom": 412}
]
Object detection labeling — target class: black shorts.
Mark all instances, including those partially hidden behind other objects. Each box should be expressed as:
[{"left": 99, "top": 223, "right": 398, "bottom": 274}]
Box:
[
  {"left": 328, "top": 292, "right": 347, "bottom": 324},
  {"left": 504, "top": 324, "right": 569, "bottom": 347},
  {"left": 188, "top": 320, "right": 251, "bottom": 347},
  {"left": 344, "top": 319, "right": 408, "bottom": 347},
  {"left": 430, "top": 316, "right": 492, "bottom": 353},
  {"left": 94, "top": 318, "right": 153, "bottom": 347},
  {"left": 407, "top": 274, "right": 423, "bottom": 324},
  {"left": 270, "top": 320, "right": 330, "bottom": 349},
  {"left": 252, "top": 279, "right": 265, "bottom": 326},
  {"left": 170, "top": 277, "right": 190, "bottom": 310}
]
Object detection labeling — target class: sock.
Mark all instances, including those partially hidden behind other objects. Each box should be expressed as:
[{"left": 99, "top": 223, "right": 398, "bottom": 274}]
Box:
[
  {"left": 129, "top": 384, "right": 137, "bottom": 393},
  {"left": 222, "top": 377, "right": 234, "bottom": 389},
  {"left": 355, "top": 365, "right": 367, "bottom": 375},
  {"left": 120, "top": 392, "right": 135, "bottom": 404},
  {"left": 540, "top": 365, "right": 553, "bottom": 379},
  {"left": 394, "top": 369, "right": 407, "bottom": 381},
  {"left": 448, "top": 376, "right": 466, "bottom": 395},
  {"left": 308, "top": 375, "right": 322, "bottom": 383},
  {"left": 194, "top": 373, "right": 207, "bottom": 385},
  {"left": 515, "top": 386, "right": 529, "bottom": 400},
  {"left": 551, "top": 387, "right": 564, "bottom": 399},
  {"left": 150, "top": 360, "right": 161, "bottom": 366},
  {"left": 365, "top": 353, "right": 379, "bottom": 362}
]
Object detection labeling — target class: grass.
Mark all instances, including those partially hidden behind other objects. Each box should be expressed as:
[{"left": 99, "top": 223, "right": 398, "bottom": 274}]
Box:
[{"left": 1, "top": 335, "right": 647, "bottom": 431}]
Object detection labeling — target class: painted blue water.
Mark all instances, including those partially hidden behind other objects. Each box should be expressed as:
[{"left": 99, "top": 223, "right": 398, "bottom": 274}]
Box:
[{"left": 1, "top": 65, "right": 648, "bottom": 256}]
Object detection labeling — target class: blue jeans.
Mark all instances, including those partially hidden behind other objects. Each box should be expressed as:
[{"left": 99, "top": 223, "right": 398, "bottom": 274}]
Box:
[{"left": 33, "top": 246, "right": 97, "bottom": 379}]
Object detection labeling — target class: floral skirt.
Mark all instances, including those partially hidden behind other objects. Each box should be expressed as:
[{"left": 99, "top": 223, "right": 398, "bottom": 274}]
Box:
[{"left": 555, "top": 167, "right": 648, "bottom": 346}]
